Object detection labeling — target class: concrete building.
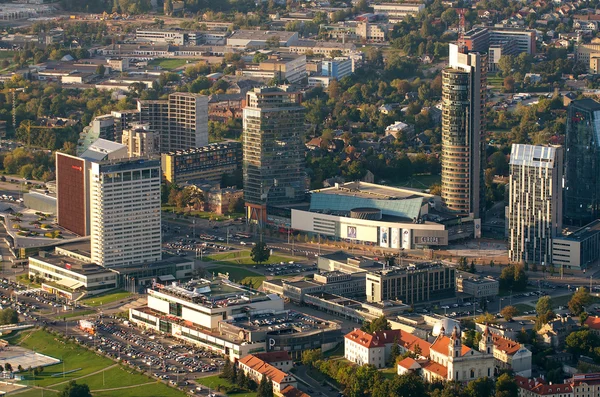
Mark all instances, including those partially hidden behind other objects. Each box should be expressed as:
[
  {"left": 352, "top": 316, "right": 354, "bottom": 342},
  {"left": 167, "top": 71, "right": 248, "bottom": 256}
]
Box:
[
  {"left": 365, "top": 262, "right": 456, "bottom": 304},
  {"left": 107, "top": 58, "right": 129, "bottom": 72},
  {"left": 129, "top": 279, "right": 341, "bottom": 361},
  {"left": 455, "top": 275, "right": 499, "bottom": 298},
  {"left": 322, "top": 57, "right": 353, "bottom": 79},
  {"left": 121, "top": 124, "right": 160, "bottom": 157},
  {"left": 508, "top": 144, "right": 563, "bottom": 265},
  {"left": 564, "top": 99, "right": 600, "bottom": 225},
  {"left": 356, "top": 21, "right": 388, "bottom": 42},
  {"left": 552, "top": 220, "right": 600, "bottom": 271},
  {"left": 371, "top": 2, "right": 425, "bottom": 21},
  {"left": 515, "top": 376, "right": 573, "bottom": 397},
  {"left": 111, "top": 109, "right": 140, "bottom": 143},
  {"left": 243, "top": 86, "right": 306, "bottom": 224},
  {"left": 344, "top": 329, "right": 402, "bottom": 368},
  {"left": 226, "top": 30, "right": 298, "bottom": 48},
  {"left": 239, "top": 53, "right": 306, "bottom": 84},
  {"left": 77, "top": 115, "right": 116, "bottom": 154},
  {"left": 492, "top": 333, "right": 532, "bottom": 377},
  {"left": 287, "top": 40, "right": 357, "bottom": 57},
  {"left": 161, "top": 142, "right": 242, "bottom": 184},
  {"left": 138, "top": 92, "right": 209, "bottom": 153},
  {"left": 89, "top": 157, "right": 162, "bottom": 268},
  {"left": 441, "top": 44, "right": 486, "bottom": 218}
]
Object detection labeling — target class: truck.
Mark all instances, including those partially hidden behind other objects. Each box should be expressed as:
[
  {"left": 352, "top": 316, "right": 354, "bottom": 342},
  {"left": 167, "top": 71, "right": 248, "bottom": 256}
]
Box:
[{"left": 79, "top": 319, "right": 96, "bottom": 335}]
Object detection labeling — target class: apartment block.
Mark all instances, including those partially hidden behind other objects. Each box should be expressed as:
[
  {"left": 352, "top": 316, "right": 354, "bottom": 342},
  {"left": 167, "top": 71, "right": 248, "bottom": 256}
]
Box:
[
  {"left": 508, "top": 144, "right": 563, "bottom": 265},
  {"left": 161, "top": 142, "right": 242, "bottom": 184},
  {"left": 138, "top": 92, "right": 208, "bottom": 153},
  {"left": 121, "top": 124, "right": 160, "bottom": 157}
]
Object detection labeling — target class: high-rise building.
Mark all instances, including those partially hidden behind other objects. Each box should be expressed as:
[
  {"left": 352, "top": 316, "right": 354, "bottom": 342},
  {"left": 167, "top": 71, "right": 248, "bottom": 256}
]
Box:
[
  {"left": 138, "top": 92, "right": 208, "bottom": 153},
  {"left": 508, "top": 144, "right": 563, "bottom": 265},
  {"left": 89, "top": 157, "right": 162, "bottom": 267},
  {"left": 441, "top": 43, "right": 487, "bottom": 217},
  {"left": 243, "top": 86, "right": 306, "bottom": 223},
  {"left": 564, "top": 99, "right": 600, "bottom": 226},
  {"left": 122, "top": 123, "right": 159, "bottom": 157},
  {"left": 56, "top": 139, "right": 128, "bottom": 236}
]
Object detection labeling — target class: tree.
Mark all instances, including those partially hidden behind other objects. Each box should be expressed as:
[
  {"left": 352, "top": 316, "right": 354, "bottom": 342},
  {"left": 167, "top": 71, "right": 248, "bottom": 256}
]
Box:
[
  {"left": 250, "top": 242, "right": 270, "bottom": 265},
  {"left": 503, "top": 76, "right": 515, "bottom": 93},
  {"left": 164, "top": 0, "right": 173, "bottom": 15},
  {"left": 301, "top": 349, "right": 322, "bottom": 367},
  {"left": 499, "top": 265, "right": 528, "bottom": 292},
  {"left": 467, "top": 377, "right": 495, "bottom": 397},
  {"left": 500, "top": 306, "right": 519, "bottom": 322},
  {"left": 253, "top": 53, "right": 268, "bottom": 63},
  {"left": 388, "top": 338, "right": 401, "bottom": 366},
  {"left": 220, "top": 359, "right": 234, "bottom": 381},
  {"left": 496, "top": 373, "right": 518, "bottom": 397},
  {"left": 95, "top": 64, "right": 105, "bottom": 76},
  {"left": 566, "top": 329, "right": 600, "bottom": 358},
  {"left": 361, "top": 315, "right": 390, "bottom": 333},
  {"left": 265, "top": 35, "right": 280, "bottom": 49},
  {"left": 257, "top": 375, "right": 272, "bottom": 397},
  {"left": 569, "top": 287, "right": 591, "bottom": 316},
  {"left": 535, "top": 296, "right": 554, "bottom": 329},
  {"left": 58, "top": 381, "right": 92, "bottom": 397},
  {"left": 474, "top": 312, "right": 496, "bottom": 324},
  {"left": 4, "top": 363, "right": 11, "bottom": 372},
  {"left": 0, "top": 308, "right": 18, "bottom": 325}
]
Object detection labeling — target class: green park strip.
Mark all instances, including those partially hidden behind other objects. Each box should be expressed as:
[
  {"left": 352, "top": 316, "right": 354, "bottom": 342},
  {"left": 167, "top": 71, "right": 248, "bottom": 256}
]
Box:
[
  {"left": 196, "top": 375, "right": 258, "bottom": 397},
  {"left": 12, "top": 330, "right": 186, "bottom": 396},
  {"left": 81, "top": 290, "right": 132, "bottom": 307},
  {"left": 147, "top": 58, "right": 193, "bottom": 70},
  {"left": 203, "top": 250, "right": 303, "bottom": 266}
]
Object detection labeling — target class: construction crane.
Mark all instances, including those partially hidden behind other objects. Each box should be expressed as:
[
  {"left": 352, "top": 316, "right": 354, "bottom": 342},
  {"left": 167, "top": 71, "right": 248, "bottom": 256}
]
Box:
[
  {"left": 457, "top": 8, "right": 467, "bottom": 54},
  {"left": 18, "top": 119, "right": 66, "bottom": 148}
]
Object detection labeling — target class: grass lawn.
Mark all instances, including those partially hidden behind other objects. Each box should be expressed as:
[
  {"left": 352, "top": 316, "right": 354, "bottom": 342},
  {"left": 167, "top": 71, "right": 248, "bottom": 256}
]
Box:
[
  {"left": 81, "top": 290, "right": 132, "bottom": 307},
  {"left": 13, "top": 330, "right": 186, "bottom": 396},
  {"left": 11, "top": 389, "right": 59, "bottom": 397},
  {"left": 56, "top": 310, "right": 96, "bottom": 319},
  {"left": 196, "top": 375, "right": 257, "bottom": 397},
  {"left": 545, "top": 294, "right": 600, "bottom": 309},
  {"left": 380, "top": 367, "right": 397, "bottom": 380},
  {"left": 240, "top": 276, "right": 266, "bottom": 289},
  {"left": 162, "top": 206, "right": 233, "bottom": 222},
  {"left": 203, "top": 250, "right": 302, "bottom": 266},
  {"left": 148, "top": 58, "right": 193, "bottom": 70},
  {"left": 205, "top": 265, "right": 262, "bottom": 284}
]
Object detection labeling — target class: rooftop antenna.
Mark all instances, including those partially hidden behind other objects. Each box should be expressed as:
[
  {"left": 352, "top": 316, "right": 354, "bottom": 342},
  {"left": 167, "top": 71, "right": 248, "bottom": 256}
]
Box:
[{"left": 457, "top": 8, "right": 467, "bottom": 54}]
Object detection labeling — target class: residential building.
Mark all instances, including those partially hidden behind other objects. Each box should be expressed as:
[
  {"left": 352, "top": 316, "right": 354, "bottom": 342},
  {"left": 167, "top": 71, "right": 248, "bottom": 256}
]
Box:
[
  {"left": 208, "top": 93, "right": 245, "bottom": 122},
  {"left": 238, "top": 354, "right": 297, "bottom": 396},
  {"left": 570, "top": 373, "right": 600, "bottom": 397},
  {"left": 508, "top": 144, "right": 563, "bottom": 265},
  {"left": 77, "top": 114, "right": 116, "bottom": 155},
  {"left": 322, "top": 57, "right": 353, "bottom": 79},
  {"left": 138, "top": 92, "right": 209, "bottom": 153},
  {"left": 492, "top": 333, "right": 532, "bottom": 377},
  {"left": 365, "top": 262, "right": 455, "bottom": 304},
  {"left": 576, "top": 42, "right": 600, "bottom": 65},
  {"left": 344, "top": 328, "right": 402, "bottom": 368},
  {"left": 253, "top": 352, "right": 293, "bottom": 372},
  {"left": 239, "top": 53, "right": 306, "bottom": 83},
  {"left": 371, "top": 2, "right": 425, "bottom": 21},
  {"left": 111, "top": 109, "right": 140, "bottom": 143},
  {"left": 226, "top": 30, "right": 298, "bottom": 48},
  {"left": 243, "top": 86, "right": 306, "bottom": 224},
  {"left": 161, "top": 142, "right": 242, "bottom": 184},
  {"left": 552, "top": 220, "right": 600, "bottom": 271},
  {"left": 385, "top": 121, "right": 415, "bottom": 139},
  {"left": 564, "top": 99, "right": 600, "bottom": 225},
  {"left": 441, "top": 44, "right": 486, "bottom": 217},
  {"left": 584, "top": 316, "right": 600, "bottom": 336},
  {"left": 490, "top": 28, "right": 536, "bottom": 55},
  {"left": 287, "top": 40, "right": 357, "bottom": 57},
  {"left": 107, "top": 58, "right": 129, "bottom": 72},
  {"left": 356, "top": 21, "right": 388, "bottom": 42},
  {"left": 455, "top": 275, "right": 499, "bottom": 298},
  {"left": 121, "top": 124, "right": 160, "bottom": 157},
  {"left": 205, "top": 187, "right": 243, "bottom": 215},
  {"left": 89, "top": 157, "right": 162, "bottom": 268},
  {"left": 515, "top": 375, "right": 573, "bottom": 397},
  {"left": 537, "top": 316, "right": 577, "bottom": 348}
]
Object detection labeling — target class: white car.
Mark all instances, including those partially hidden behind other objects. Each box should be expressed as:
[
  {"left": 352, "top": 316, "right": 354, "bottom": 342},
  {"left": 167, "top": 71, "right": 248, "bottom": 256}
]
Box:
[{"left": 240, "top": 241, "right": 247, "bottom": 245}]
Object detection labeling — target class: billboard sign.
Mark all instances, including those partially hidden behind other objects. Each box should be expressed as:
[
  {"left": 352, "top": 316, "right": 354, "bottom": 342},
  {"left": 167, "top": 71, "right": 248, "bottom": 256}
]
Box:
[
  {"left": 380, "top": 227, "right": 389, "bottom": 248},
  {"left": 391, "top": 228, "right": 400, "bottom": 249},
  {"left": 401, "top": 229, "right": 411, "bottom": 250}
]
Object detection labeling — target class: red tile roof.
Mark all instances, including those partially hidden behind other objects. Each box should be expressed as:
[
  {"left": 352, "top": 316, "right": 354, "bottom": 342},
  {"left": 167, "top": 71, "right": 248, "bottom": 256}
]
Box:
[
  {"left": 571, "top": 373, "right": 600, "bottom": 386},
  {"left": 584, "top": 316, "right": 600, "bottom": 330},
  {"left": 397, "top": 331, "right": 431, "bottom": 358},
  {"left": 430, "top": 336, "right": 471, "bottom": 356},
  {"left": 239, "top": 354, "right": 292, "bottom": 384},
  {"left": 492, "top": 334, "right": 521, "bottom": 355},
  {"left": 254, "top": 351, "right": 292, "bottom": 363},
  {"left": 397, "top": 357, "right": 419, "bottom": 370},
  {"left": 281, "top": 386, "right": 310, "bottom": 397},
  {"left": 344, "top": 329, "right": 402, "bottom": 349},
  {"left": 515, "top": 375, "right": 573, "bottom": 395},
  {"left": 422, "top": 360, "right": 447, "bottom": 379}
]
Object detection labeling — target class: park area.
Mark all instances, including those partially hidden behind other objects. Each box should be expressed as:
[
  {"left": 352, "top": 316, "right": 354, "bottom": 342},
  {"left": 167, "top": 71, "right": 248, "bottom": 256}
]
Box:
[
  {"left": 196, "top": 375, "right": 257, "bottom": 397},
  {"left": 147, "top": 58, "right": 194, "bottom": 70},
  {"left": 201, "top": 249, "right": 306, "bottom": 288},
  {"left": 4, "top": 329, "right": 186, "bottom": 397}
]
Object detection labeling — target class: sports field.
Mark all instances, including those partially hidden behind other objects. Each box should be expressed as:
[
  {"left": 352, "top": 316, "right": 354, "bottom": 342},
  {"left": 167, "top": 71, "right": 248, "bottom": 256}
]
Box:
[
  {"left": 10, "top": 330, "right": 186, "bottom": 397},
  {"left": 81, "top": 290, "right": 132, "bottom": 307}
]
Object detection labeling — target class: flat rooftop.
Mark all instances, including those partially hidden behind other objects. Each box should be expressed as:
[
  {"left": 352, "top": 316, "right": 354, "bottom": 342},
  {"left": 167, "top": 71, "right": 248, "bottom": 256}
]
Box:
[
  {"left": 316, "top": 181, "right": 432, "bottom": 200},
  {"left": 560, "top": 219, "right": 600, "bottom": 241},
  {"left": 30, "top": 253, "right": 110, "bottom": 275},
  {"left": 367, "top": 262, "right": 450, "bottom": 276},
  {"left": 229, "top": 30, "right": 297, "bottom": 41},
  {"left": 227, "top": 310, "right": 335, "bottom": 333}
]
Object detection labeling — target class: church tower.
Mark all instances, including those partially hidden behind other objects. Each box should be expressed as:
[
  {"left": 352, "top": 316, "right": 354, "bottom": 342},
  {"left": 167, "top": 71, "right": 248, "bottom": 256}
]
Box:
[{"left": 479, "top": 326, "right": 494, "bottom": 355}]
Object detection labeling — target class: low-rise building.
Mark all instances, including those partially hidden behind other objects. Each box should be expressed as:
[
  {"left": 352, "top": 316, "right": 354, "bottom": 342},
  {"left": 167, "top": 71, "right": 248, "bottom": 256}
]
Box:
[
  {"left": 239, "top": 53, "right": 306, "bottom": 83},
  {"left": 372, "top": 2, "right": 425, "bottom": 22},
  {"left": 356, "top": 21, "right": 388, "bottom": 42},
  {"left": 161, "top": 142, "right": 242, "bottom": 184},
  {"left": 227, "top": 30, "right": 298, "bottom": 48},
  {"left": 455, "top": 275, "right": 499, "bottom": 298},
  {"left": 515, "top": 375, "right": 573, "bottom": 397},
  {"left": 537, "top": 316, "right": 577, "bottom": 348},
  {"left": 288, "top": 40, "right": 357, "bottom": 57},
  {"left": 584, "top": 315, "right": 600, "bottom": 336},
  {"left": 385, "top": 121, "right": 415, "bottom": 139},
  {"left": 492, "top": 333, "right": 532, "bottom": 377},
  {"left": 238, "top": 354, "right": 297, "bottom": 396},
  {"left": 552, "top": 220, "right": 600, "bottom": 271},
  {"left": 344, "top": 328, "right": 401, "bottom": 368}
]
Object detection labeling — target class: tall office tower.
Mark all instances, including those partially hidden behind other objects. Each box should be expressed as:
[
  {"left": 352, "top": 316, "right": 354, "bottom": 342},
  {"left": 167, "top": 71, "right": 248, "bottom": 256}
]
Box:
[
  {"left": 56, "top": 139, "right": 128, "bottom": 236},
  {"left": 564, "top": 99, "right": 600, "bottom": 226},
  {"left": 138, "top": 92, "right": 208, "bottom": 153},
  {"left": 441, "top": 43, "right": 487, "bottom": 218},
  {"left": 111, "top": 109, "right": 140, "bottom": 143},
  {"left": 243, "top": 86, "right": 306, "bottom": 223},
  {"left": 508, "top": 144, "right": 563, "bottom": 265},
  {"left": 89, "top": 157, "right": 162, "bottom": 268}
]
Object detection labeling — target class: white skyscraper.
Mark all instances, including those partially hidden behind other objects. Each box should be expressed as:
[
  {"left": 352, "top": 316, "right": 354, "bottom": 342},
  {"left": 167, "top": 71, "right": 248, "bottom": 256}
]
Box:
[
  {"left": 89, "top": 157, "right": 162, "bottom": 267},
  {"left": 508, "top": 144, "right": 563, "bottom": 265}
]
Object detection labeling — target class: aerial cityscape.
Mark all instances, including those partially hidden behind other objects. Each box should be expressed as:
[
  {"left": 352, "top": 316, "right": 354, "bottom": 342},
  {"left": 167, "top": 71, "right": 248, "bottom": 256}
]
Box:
[{"left": 0, "top": 0, "right": 597, "bottom": 397}]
